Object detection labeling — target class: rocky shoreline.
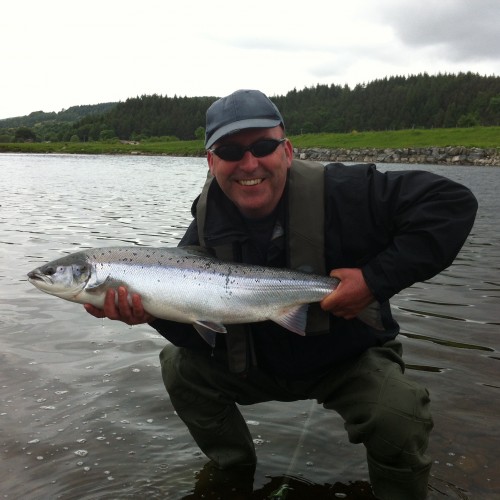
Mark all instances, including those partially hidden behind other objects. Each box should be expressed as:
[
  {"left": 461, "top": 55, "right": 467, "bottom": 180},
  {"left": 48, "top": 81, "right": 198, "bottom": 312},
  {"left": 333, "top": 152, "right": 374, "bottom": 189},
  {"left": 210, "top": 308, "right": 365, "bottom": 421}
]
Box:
[{"left": 295, "top": 146, "right": 500, "bottom": 166}]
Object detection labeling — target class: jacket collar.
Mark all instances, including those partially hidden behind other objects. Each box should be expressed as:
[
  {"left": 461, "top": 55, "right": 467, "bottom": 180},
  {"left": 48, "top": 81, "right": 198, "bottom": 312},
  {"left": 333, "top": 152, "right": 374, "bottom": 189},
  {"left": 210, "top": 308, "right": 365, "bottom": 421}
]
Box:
[
  {"left": 194, "top": 178, "right": 286, "bottom": 265},
  {"left": 201, "top": 180, "right": 251, "bottom": 247}
]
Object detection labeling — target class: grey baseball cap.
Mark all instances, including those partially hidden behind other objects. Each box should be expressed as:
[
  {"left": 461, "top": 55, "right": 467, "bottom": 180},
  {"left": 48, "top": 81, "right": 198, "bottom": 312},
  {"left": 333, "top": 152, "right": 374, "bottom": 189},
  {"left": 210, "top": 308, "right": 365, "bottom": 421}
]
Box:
[{"left": 205, "top": 89, "right": 285, "bottom": 149}]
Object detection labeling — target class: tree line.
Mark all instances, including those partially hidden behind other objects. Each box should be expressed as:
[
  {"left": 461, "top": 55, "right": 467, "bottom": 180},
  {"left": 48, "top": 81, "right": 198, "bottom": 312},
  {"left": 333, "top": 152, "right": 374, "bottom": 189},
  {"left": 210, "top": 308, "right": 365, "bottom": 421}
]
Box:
[{"left": 1, "top": 72, "right": 500, "bottom": 143}]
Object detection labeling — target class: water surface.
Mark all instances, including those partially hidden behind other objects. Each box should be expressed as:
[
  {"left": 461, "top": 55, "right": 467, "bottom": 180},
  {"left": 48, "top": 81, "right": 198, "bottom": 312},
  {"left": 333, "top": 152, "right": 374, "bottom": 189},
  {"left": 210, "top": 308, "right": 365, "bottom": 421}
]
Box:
[{"left": 0, "top": 153, "right": 498, "bottom": 499}]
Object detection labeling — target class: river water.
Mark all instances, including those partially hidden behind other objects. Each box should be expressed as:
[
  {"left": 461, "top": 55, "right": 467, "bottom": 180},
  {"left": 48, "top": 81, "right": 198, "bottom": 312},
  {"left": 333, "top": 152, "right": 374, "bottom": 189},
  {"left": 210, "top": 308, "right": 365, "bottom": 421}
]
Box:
[{"left": 0, "top": 153, "right": 498, "bottom": 499}]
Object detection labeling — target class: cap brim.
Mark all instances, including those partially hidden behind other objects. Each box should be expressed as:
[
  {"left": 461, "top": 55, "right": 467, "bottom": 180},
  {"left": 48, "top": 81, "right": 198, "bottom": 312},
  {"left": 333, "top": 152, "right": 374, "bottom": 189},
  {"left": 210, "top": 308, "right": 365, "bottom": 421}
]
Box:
[{"left": 205, "top": 118, "right": 282, "bottom": 149}]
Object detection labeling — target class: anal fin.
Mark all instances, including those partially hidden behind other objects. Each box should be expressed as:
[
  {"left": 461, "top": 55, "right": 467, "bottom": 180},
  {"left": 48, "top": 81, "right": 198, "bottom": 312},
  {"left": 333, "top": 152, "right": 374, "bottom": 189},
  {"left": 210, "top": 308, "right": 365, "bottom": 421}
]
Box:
[{"left": 271, "top": 304, "right": 308, "bottom": 336}]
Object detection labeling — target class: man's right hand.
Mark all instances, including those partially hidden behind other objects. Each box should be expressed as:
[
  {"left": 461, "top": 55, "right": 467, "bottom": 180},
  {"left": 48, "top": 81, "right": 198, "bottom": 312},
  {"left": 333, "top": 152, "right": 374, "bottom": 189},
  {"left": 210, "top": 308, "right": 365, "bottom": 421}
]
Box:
[
  {"left": 84, "top": 286, "right": 156, "bottom": 325},
  {"left": 320, "top": 268, "right": 375, "bottom": 320}
]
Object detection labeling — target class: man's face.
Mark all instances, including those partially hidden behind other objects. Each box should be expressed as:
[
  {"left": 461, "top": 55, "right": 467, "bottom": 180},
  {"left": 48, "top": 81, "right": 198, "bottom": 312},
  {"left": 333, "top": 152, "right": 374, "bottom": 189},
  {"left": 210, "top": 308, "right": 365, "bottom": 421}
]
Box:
[{"left": 207, "top": 126, "right": 293, "bottom": 219}]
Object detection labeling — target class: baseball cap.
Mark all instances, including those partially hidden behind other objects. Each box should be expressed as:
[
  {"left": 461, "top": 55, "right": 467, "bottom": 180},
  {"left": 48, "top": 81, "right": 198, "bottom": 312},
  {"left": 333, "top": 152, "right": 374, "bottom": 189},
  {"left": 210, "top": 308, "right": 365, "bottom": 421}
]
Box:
[{"left": 205, "top": 89, "right": 285, "bottom": 149}]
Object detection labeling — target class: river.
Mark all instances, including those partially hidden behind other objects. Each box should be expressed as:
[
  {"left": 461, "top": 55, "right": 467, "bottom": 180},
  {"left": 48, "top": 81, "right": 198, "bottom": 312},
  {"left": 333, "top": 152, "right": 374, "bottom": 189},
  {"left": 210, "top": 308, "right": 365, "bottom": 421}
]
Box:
[{"left": 0, "top": 153, "right": 498, "bottom": 499}]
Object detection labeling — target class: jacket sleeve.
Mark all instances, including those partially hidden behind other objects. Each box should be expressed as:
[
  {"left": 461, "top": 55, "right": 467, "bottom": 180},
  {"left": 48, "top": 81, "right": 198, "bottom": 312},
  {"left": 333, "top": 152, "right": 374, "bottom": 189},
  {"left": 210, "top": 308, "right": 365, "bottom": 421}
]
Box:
[{"left": 325, "top": 164, "right": 478, "bottom": 303}]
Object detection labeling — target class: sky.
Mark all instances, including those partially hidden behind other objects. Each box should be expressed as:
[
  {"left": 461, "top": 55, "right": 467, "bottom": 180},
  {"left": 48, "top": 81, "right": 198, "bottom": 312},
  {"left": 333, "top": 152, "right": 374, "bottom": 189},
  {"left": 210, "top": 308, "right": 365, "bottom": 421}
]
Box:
[{"left": 2, "top": 0, "right": 500, "bottom": 119}]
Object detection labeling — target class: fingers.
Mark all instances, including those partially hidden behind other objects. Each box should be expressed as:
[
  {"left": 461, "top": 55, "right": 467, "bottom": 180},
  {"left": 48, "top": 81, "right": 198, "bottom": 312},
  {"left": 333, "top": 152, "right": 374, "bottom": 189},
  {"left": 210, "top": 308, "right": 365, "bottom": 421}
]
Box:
[
  {"left": 84, "top": 303, "right": 106, "bottom": 318},
  {"left": 83, "top": 287, "right": 155, "bottom": 325},
  {"left": 106, "top": 287, "right": 126, "bottom": 320}
]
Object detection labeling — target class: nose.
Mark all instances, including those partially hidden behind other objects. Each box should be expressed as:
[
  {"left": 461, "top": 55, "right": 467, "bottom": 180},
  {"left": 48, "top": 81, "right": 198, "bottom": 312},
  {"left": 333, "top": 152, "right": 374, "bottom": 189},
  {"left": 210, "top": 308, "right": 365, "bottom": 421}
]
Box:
[{"left": 238, "top": 150, "right": 259, "bottom": 171}]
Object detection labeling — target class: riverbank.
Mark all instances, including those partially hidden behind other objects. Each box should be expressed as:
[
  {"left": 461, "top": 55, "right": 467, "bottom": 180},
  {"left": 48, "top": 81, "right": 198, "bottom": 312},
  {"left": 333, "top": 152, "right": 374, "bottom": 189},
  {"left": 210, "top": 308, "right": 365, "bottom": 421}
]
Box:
[
  {"left": 2, "top": 144, "right": 498, "bottom": 166},
  {"left": 296, "top": 146, "right": 500, "bottom": 166},
  {"left": 1, "top": 125, "right": 499, "bottom": 165}
]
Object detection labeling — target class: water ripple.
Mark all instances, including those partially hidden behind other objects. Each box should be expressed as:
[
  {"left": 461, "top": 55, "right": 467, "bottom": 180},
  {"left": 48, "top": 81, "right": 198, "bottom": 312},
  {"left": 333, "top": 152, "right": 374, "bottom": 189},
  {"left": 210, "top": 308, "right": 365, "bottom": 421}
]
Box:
[{"left": 1, "top": 155, "right": 499, "bottom": 499}]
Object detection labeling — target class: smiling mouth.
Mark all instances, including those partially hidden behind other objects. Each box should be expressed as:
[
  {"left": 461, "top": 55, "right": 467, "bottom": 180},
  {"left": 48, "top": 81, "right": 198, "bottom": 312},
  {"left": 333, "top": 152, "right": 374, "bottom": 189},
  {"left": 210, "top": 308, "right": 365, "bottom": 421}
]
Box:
[{"left": 238, "top": 179, "right": 263, "bottom": 186}]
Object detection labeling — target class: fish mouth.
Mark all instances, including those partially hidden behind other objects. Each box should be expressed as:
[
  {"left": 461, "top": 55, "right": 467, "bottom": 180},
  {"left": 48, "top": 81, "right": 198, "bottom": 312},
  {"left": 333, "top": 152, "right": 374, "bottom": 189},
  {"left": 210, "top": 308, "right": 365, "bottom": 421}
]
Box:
[{"left": 27, "top": 270, "right": 52, "bottom": 285}]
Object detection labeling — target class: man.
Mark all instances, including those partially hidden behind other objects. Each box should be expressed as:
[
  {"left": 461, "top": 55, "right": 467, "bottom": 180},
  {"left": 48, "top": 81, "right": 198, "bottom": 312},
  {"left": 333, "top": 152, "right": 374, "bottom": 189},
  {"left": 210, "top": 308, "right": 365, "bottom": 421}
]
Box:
[{"left": 85, "top": 89, "right": 478, "bottom": 499}]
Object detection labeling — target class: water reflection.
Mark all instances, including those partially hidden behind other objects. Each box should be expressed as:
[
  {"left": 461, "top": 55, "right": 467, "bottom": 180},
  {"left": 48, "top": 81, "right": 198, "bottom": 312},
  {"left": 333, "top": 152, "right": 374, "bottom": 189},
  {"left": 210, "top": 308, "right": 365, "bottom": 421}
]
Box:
[{"left": 1, "top": 154, "right": 499, "bottom": 499}]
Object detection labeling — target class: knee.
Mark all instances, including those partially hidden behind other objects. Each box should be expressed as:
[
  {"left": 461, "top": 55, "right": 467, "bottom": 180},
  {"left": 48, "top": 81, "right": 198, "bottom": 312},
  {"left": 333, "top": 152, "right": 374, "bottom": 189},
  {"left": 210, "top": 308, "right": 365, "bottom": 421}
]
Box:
[
  {"left": 366, "top": 383, "right": 434, "bottom": 466},
  {"left": 159, "top": 345, "right": 230, "bottom": 411},
  {"left": 159, "top": 345, "right": 204, "bottom": 407}
]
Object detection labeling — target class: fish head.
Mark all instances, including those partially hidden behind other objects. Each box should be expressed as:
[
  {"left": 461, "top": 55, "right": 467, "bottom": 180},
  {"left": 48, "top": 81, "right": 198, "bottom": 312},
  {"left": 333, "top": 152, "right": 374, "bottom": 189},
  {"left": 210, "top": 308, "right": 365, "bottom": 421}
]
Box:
[{"left": 27, "top": 252, "right": 92, "bottom": 300}]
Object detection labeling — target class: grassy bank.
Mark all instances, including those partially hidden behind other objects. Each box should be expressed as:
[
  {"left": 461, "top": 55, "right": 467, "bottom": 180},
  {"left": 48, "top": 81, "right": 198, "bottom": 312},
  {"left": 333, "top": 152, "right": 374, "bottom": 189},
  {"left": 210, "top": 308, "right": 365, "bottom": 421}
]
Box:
[
  {"left": 0, "top": 126, "right": 498, "bottom": 155},
  {"left": 0, "top": 139, "right": 205, "bottom": 156},
  {"left": 291, "top": 126, "right": 500, "bottom": 150}
]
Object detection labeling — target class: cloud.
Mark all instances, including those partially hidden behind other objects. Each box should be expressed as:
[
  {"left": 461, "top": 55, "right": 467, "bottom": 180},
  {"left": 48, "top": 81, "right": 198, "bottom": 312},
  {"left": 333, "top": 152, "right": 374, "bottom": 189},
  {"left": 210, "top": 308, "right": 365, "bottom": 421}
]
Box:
[
  {"left": 1, "top": 0, "right": 500, "bottom": 119},
  {"left": 378, "top": 0, "right": 500, "bottom": 61}
]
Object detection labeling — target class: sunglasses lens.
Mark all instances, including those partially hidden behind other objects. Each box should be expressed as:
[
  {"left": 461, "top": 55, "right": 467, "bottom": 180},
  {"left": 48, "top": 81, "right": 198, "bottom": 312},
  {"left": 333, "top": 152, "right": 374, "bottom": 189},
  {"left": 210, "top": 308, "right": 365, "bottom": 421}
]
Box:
[
  {"left": 252, "top": 140, "right": 281, "bottom": 157},
  {"left": 212, "top": 139, "right": 284, "bottom": 161},
  {"left": 214, "top": 145, "right": 244, "bottom": 161}
]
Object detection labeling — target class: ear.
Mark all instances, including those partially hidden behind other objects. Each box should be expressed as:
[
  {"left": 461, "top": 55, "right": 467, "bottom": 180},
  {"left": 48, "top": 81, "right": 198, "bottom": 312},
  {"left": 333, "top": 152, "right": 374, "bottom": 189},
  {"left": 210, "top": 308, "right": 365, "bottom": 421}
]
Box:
[
  {"left": 207, "top": 150, "right": 215, "bottom": 175},
  {"left": 284, "top": 139, "right": 294, "bottom": 168}
]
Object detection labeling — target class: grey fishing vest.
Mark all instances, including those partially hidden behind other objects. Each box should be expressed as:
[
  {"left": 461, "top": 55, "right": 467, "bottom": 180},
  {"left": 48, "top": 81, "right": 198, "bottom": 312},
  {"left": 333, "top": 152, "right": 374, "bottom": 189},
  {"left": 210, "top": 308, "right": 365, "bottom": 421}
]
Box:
[{"left": 196, "top": 159, "right": 330, "bottom": 373}]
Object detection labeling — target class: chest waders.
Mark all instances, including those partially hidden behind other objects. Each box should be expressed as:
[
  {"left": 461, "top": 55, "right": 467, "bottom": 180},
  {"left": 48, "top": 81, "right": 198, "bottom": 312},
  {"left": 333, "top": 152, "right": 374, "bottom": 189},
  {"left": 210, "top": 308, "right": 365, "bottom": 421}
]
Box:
[{"left": 196, "top": 159, "right": 331, "bottom": 374}]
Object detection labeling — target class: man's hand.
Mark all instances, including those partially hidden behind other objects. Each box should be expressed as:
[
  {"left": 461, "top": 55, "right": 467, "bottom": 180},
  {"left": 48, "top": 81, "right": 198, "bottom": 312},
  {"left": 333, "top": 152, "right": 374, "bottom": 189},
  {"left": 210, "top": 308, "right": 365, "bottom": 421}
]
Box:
[
  {"left": 320, "top": 268, "right": 375, "bottom": 320},
  {"left": 84, "top": 286, "right": 155, "bottom": 325}
]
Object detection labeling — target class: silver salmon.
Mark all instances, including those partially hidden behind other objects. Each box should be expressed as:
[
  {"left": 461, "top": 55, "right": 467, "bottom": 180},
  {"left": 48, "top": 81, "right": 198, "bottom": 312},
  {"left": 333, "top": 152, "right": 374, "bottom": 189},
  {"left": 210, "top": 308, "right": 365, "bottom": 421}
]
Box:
[{"left": 27, "top": 246, "right": 383, "bottom": 345}]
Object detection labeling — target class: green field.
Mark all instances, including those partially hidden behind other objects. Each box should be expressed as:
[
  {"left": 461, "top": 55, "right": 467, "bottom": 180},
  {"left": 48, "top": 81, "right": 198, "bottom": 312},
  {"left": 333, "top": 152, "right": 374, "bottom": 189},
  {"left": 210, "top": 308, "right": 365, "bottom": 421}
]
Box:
[
  {"left": 0, "top": 126, "right": 498, "bottom": 156},
  {"left": 291, "top": 127, "right": 500, "bottom": 150}
]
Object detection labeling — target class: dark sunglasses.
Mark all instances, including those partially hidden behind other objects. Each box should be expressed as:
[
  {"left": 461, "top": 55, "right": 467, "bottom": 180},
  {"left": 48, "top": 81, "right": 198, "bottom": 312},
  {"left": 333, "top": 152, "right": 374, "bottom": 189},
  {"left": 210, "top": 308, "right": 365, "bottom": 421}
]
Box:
[{"left": 209, "top": 138, "right": 286, "bottom": 162}]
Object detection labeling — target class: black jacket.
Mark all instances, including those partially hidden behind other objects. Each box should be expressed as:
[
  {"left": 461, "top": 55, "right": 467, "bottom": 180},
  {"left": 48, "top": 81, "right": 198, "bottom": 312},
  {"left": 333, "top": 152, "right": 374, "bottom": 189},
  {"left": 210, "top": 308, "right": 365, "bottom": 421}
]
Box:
[{"left": 151, "top": 162, "right": 478, "bottom": 377}]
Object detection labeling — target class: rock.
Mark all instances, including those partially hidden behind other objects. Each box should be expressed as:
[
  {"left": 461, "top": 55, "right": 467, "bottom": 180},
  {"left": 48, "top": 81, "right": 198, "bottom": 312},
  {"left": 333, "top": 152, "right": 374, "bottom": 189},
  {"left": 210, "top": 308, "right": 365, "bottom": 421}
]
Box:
[{"left": 295, "top": 146, "right": 499, "bottom": 166}]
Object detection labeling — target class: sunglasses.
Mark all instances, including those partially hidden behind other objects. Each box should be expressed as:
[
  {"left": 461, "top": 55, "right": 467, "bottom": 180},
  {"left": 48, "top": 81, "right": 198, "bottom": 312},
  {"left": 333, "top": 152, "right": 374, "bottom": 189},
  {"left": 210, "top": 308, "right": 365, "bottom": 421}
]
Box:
[{"left": 209, "top": 138, "right": 286, "bottom": 162}]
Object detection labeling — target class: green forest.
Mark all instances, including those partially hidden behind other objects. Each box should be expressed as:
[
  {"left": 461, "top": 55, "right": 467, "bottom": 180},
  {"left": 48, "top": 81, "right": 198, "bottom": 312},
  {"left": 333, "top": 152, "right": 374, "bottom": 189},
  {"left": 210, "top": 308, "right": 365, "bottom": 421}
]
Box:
[{"left": 1, "top": 72, "right": 500, "bottom": 144}]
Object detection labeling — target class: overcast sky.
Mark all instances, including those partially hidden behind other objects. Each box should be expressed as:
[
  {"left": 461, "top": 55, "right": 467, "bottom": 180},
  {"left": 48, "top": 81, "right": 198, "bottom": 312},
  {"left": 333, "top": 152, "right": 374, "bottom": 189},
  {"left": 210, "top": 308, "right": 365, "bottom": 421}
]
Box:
[{"left": 2, "top": 0, "right": 499, "bottom": 119}]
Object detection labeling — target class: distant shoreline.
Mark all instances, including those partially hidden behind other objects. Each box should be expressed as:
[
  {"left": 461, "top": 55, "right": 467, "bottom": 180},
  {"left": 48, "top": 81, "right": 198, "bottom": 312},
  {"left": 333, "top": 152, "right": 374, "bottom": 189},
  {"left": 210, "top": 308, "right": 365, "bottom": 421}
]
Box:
[{"left": 1, "top": 143, "right": 499, "bottom": 166}]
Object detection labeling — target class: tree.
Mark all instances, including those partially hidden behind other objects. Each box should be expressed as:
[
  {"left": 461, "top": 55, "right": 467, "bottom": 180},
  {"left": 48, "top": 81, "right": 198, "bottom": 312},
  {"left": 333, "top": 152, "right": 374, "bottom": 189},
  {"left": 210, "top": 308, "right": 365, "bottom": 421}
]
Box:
[
  {"left": 14, "top": 127, "right": 37, "bottom": 142},
  {"left": 60, "top": 73, "right": 500, "bottom": 138},
  {"left": 100, "top": 129, "right": 116, "bottom": 140},
  {"left": 0, "top": 133, "right": 13, "bottom": 143},
  {"left": 488, "top": 96, "right": 500, "bottom": 124},
  {"left": 457, "top": 112, "right": 479, "bottom": 127},
  {"left": 194, "top": 126, "right": 205, "bottom": 140}
]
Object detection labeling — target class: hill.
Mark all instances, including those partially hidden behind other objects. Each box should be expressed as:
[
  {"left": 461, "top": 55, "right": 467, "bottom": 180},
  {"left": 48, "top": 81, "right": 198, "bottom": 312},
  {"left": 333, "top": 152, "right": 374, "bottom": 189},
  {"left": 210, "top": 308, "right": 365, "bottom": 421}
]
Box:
[
  {"left": 1, "top": 72, "right": 499, "bottom": 144},
  {"left": 0, "top": 102, "right": 117, "bottom": 127},
  {"left": 0, "top": 102, "right": 118, "bottom": 143}
]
